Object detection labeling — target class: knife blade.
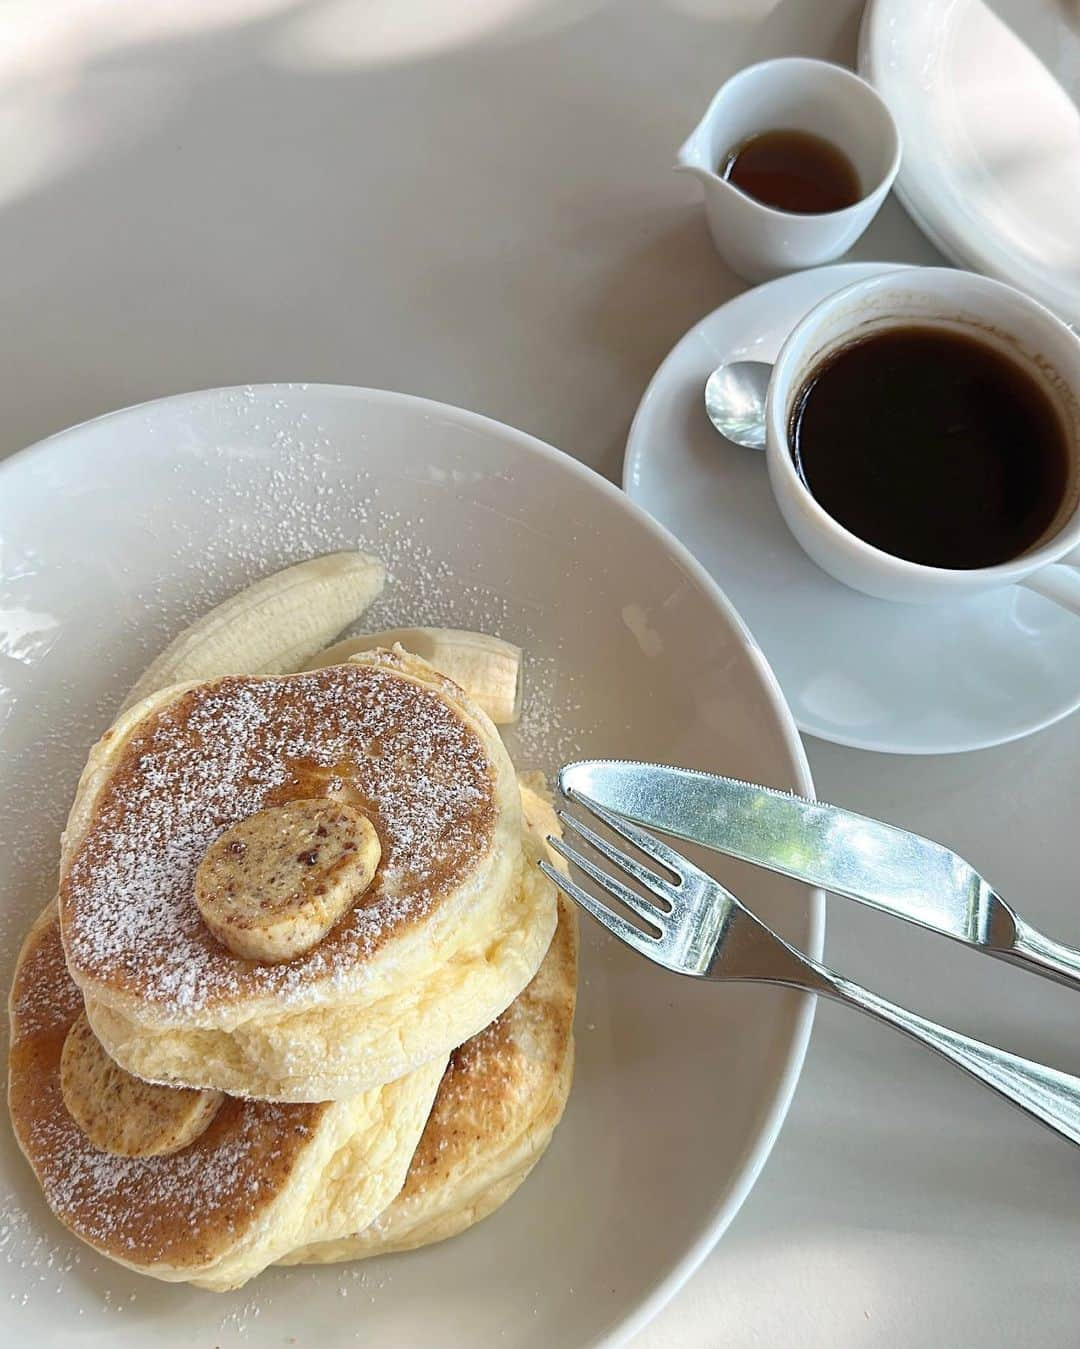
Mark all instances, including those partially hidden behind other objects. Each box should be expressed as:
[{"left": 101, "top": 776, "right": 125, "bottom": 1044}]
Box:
[{"left": 558, "top": 759, "right": 994, "bottom": 946}]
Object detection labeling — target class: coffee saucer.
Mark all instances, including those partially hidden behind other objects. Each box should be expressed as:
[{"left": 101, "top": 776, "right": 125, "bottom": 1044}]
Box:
[{"left": 623, "top": 262, "right": 1080, "bottom": 754}]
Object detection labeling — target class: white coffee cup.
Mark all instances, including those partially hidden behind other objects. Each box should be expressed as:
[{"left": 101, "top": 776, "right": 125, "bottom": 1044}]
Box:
[
  {"left": 764, "top": 267, "right": 1080, "bottom": 613},
  {"left": 676, "top": 58, "right": 901, "bottom": 283}
]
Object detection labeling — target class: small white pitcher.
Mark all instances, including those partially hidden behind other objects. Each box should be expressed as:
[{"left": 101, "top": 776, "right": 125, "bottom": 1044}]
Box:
[{"left": 677, "top": 58, "right": 901, "bottom": 282}]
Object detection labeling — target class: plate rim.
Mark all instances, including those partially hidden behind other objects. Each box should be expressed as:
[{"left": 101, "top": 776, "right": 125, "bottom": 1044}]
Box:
[
  {"left": 621, "top": 263, "right": 1080, "bottom": 756},
  {"left": 0, "top": 382, "right": 824, "bottom": 1348}
]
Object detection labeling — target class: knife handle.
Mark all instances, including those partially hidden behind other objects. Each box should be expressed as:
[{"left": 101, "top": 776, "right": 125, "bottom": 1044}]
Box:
[{"left": 1000, "top": 918, "right": 1080, "bottom": 993}]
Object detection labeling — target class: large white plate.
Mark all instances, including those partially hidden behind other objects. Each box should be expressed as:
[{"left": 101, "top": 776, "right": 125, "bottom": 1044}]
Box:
[
  {"left": 0, "top": 386, "right": 821, "bottom": 1348},
  {"left": 858, "top": 0, "right": 1080, "bottom": 323},
  {"left": 624, "top": 263, "right": 1080, "bottom": 755}
]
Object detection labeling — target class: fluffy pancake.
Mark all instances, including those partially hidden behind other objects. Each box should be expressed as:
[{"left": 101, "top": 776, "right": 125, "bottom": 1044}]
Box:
[
  {"left": 7, "top": 904, "right": 445, "bottom": 1290},
  {"left": 286, "top": 781, "right": 577, "bottom": 1264},
  {"left": 58, "top": 652, "right": 558, "bottom": 1099}
]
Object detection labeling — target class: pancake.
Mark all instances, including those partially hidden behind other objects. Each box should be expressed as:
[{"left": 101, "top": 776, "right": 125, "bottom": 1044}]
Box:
[
  {"left": 58, "top": 651, "right": 558, "bottom": 1100},
  {"left": 286, "top": 781, "right": 578, "bottom": 1264},
  {"left": 7, "top": 905, "right": 445, "bottom": 1290}
]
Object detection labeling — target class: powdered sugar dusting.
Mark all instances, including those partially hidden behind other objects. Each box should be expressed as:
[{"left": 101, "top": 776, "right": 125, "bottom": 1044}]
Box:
[
  {"left": 63, "top": 664, "right": 495, "bottom": 1014},
  {"left": 9, "top": 912, "right": 81, "bottom": 1040},
  {"left": 9, "top": 914, "right": 325, "bottom": 1268},
  {"left": 133, "top": 393, "right": 589, "bottom": 776},
  {"left": 0, "top": 1199, "right": 84, "bottom": 1307},
  {"left": 29, "top": 1097, "right": 307, "bottom": 1262}
]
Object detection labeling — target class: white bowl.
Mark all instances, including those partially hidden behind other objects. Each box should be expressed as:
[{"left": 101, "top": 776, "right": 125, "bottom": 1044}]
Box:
[{"left": 0, "top": 386, "right": 821, "bottom": 1347}]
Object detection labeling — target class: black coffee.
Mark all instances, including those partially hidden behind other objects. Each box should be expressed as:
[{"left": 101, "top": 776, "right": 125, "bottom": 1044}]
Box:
[{"left": 789, "top": 326, "right": 1071, "bottom": 569}]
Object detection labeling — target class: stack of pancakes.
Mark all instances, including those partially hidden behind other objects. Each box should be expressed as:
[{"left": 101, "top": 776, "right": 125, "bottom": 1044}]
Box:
[{"left": 9, "top": 646, "right": 576, "bottom": 1289}]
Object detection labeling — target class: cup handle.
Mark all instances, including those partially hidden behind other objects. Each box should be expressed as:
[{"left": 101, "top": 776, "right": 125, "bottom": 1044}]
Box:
[{"left": 1019, "top": 547, "right": 1080, "bottom": 616}]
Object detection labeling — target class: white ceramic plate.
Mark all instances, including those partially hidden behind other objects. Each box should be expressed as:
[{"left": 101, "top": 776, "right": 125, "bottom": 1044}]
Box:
[
  {"left": 624, "top": 263, "right": 1080, "bottom": 755},
  {"left": 858, "top": 0, "right": 1080, "bottom": 323},
  {"left": 0, "top": 386, "right": 821, "bottom": 1348}
]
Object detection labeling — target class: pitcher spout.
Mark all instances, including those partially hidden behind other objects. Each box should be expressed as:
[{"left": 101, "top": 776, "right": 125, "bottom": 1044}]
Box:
[{"left": 673, "top": 160, "right": 718, "bottom": 185}]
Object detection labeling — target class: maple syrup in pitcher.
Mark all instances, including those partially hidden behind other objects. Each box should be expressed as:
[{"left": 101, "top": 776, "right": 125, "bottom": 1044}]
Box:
[{"left": 719, "top": 129, "right": 861, "bottom": 214}]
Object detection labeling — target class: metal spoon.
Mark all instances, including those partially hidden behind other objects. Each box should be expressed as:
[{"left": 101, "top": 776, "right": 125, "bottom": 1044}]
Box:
[{"left": 703, "top": 360, "right": 771, "bottom": 450}]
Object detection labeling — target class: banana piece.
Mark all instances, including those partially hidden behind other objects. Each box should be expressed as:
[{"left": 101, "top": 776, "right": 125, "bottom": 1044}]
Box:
[
  {"left": 304, "top": 627, "right": 523, "bottom": 724},
  {"left": 121, "top": 550, "right": 386, "bottom": 712},
  {"left": 60, "top": 1012, "right": 224, "bottom": 1157},
  {"left": 194, "top": 799, "right": 381, "bottom": 963}
]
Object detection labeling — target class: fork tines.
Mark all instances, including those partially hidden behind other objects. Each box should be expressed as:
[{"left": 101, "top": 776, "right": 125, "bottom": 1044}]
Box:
[{"left": 539, "top": 791, "right": 693, "bottom": 957}]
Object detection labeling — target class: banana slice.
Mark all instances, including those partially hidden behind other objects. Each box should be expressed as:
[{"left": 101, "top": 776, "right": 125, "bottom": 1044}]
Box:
[
  {"left": 304, "top": 627, "right": 523, "bottom": 724},
  {"left": 195, "top": 799, "right": 381, "bottom": 963},
  {"left": 60, "top": 1012, "right": 224, "bottom": 1157},
  {"left": 121, "top": 550, "right": 386, "bottom": 712}
]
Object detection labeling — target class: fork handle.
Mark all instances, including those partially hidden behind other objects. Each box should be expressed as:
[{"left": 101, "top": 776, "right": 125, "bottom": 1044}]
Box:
[{"left": 797, "top": 961, "right": 1080, "bottom": 1146}]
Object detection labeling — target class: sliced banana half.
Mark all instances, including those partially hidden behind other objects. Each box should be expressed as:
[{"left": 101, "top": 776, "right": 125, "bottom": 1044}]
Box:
[
  {"left": 194, "top": 798, "right": 382, "bottom": 963},
  {"left": 304, "top": 627, "right": 523, "bottom": 725},
  {"left": 60, "top": 1012, "right": 224, "bottom": 1157},
  {"left": 121, "top": 550, "right": 386, "bottom": 711}
]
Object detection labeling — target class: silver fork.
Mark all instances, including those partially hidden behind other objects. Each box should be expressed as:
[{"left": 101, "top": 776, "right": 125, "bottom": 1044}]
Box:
[{"left": 540, "top": 795, "right": 1080, "bottom": 1148}]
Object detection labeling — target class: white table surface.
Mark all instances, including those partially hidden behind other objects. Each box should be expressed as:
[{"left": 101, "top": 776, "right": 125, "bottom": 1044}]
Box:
[{"left": 3, "top": 1, "right": 1079, "bottom": 1344}]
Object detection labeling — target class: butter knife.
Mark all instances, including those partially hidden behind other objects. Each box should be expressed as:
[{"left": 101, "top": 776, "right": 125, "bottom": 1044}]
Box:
[{"left": 559, "top": 759, "right": 1080, "bottom": 992}]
